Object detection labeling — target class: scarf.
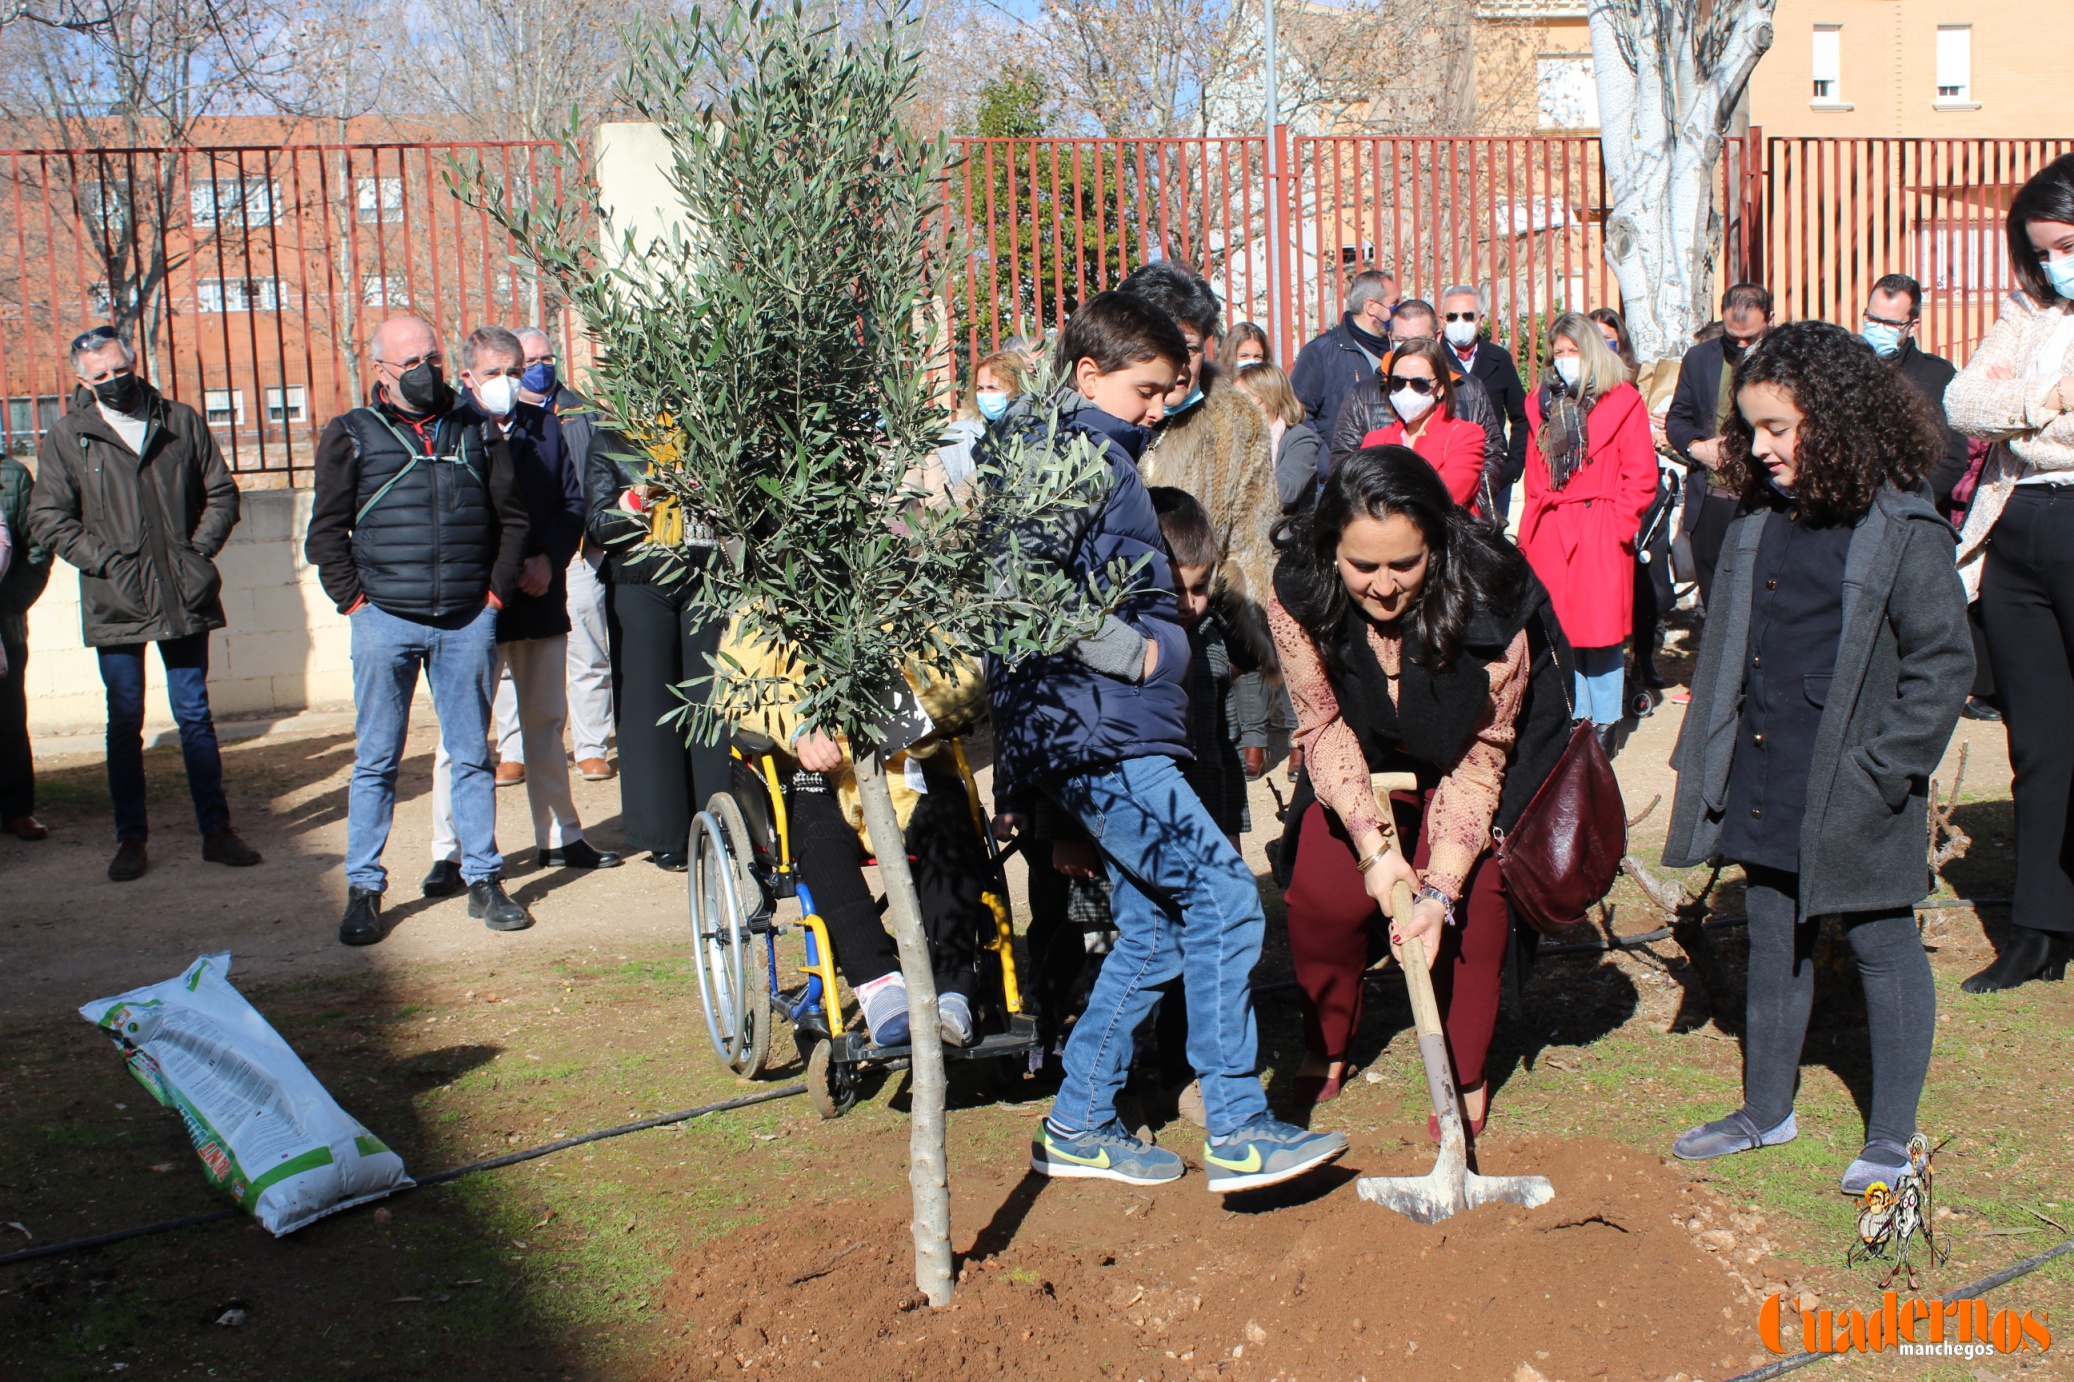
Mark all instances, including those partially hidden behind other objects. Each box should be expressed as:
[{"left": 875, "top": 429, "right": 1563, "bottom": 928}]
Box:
[
  {"left": 1539, "top": 380, "right": 1593, "bottom": 491},
  {"left": 1344, "top": 313, "right": 1390, "bottom": 364}
]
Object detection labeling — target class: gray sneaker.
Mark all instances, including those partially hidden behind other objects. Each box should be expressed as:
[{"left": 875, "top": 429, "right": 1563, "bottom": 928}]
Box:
[
  {"left": 1032, "top": 1120, "right": 1184, "bottom": 1185},
  {"left": 1672, "top": 1109, "right": 1797, "bottom": 1160},
  {"left": 1201, "top": 1117, "right": 1349, "bottom": 1193}
]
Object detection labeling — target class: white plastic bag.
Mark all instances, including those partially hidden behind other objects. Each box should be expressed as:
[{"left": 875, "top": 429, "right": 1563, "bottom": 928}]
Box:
[{"left": 81, "top": 953, "right": 412, "bottom": 1235}]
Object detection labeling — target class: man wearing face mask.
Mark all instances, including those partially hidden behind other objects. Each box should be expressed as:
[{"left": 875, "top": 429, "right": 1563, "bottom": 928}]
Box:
[
  {"left": 1860, "top": 275, "right": 1969, "bottom": 508},
  {"left": 305, "top": 316, "right": 533, "bottom": 945},
  {"left": 1440, "top": 285, "right": 1529, "bottom": 522},
  {"left": 1667, "top": 283, "right": 1773, "bottom": 609},
  {"left": 1325, "top": 300, "right": 1507, "bottom": 502},
  {"left": 29, "top": 325, "right": 260, "bottom": 881},
  {"left": 421, "top": 325, "right": 621, "bottom": 899},
  {"left": 1289, "top": 269, "right": 1397, "bottom": 439}
]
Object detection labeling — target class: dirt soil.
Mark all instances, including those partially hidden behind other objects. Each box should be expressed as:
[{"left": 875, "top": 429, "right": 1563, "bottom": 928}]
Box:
[{"left": 644, "top": 1129, "right": 1775, "bottom": 1382}]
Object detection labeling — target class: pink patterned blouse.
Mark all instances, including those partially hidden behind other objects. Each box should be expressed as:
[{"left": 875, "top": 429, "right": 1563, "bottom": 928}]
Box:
[{"left": 1268, "top": 594, "right": 1529, "bottom": 899}]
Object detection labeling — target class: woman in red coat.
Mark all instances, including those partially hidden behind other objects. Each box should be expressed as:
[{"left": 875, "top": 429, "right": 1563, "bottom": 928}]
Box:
[
  {"left": 1359, "top": 339, "right": 1490, "bottom": 510},
  {"left": 1518, "top": 313, "right": 1660, "bottom": 754}
]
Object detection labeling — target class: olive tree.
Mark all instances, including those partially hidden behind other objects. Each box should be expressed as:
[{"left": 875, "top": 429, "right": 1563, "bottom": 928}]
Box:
[{"left": 465, "top": 0, "right": 1139, "bottom": 1307}]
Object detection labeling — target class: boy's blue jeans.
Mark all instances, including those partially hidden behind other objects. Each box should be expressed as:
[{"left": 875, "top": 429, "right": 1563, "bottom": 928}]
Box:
[
  {"left": 1048, "top": 754, "right": 1270, "bottom": 1139},
  {"left": 346, "top": 601, "right": 502, "bottom": 893}
]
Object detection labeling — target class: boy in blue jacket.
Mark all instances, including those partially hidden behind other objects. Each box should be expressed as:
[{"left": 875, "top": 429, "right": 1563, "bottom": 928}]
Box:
[{"left": 987, "top": 291, "right": 1347, "bottom": 1194}]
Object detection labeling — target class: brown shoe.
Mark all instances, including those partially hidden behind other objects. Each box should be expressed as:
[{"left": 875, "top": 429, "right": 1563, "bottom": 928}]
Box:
[
  {"left": 495, "top": 762, "right": 526, "bottom": 787},
  {"left": 5, "top": 815, "right": 48, "bottom": 841},
  {"left": 576, "top": 757, "right": 614, "bottom": 782},
  {"left": 202, "top": 827, "right": 263, "bottom": 867},
  {"left": 1287, "top": 746, "right": 1306, "bottom": 781},
  {"left": 108, "top": 837, "right": 148, "bottom": 882},
  {"left": 1241, "top": 746, "right": 1267, "bottom": 780}
]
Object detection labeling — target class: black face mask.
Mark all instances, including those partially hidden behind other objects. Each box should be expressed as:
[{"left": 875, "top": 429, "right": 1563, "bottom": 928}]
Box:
[
  {"left": 1722, "top": 339, "right": 1750, "bottom": 364},
  {"left": 92, "top": 370, "right": 143, "bottom": 415},
  {"left": 391, "top": 359, "right": 450, "bottom": 415}
]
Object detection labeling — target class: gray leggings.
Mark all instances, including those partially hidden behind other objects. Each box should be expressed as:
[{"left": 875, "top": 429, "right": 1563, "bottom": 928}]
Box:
[{"left": 1740, "top": 865, "right": 1935, "bottom": 1149}]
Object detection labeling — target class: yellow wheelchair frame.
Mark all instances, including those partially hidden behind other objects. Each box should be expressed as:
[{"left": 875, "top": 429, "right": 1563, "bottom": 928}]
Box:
[{"left": 687, "top": 737, "right": 1037, "bottom": 1118}]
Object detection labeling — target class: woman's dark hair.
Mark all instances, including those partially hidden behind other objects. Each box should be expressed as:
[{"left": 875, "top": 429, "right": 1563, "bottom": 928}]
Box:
[
  {"left": 1272, "top": 445, "right": 1529, "bottom": 672},
  {"left": 1587, "top": 307, "right": 1641, "bottom": 379},
  {"left": 1717, "top": 320, "right": 1945, "bottom": 525},
  {"left": 1054, "top": 290, "right": 1190, "bottom": 378},
  {"left": 1385, "top": 339, "right": 1456, "bottom": 418},
  {"left": 2007, "top": 153, "right": 2074, "bottom": 306},
  {"left": 1118, "top": 261, "right": 1223, "bottom": 337}
]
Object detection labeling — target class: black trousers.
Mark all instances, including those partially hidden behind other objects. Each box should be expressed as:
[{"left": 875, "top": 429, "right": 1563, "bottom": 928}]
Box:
[
  {"left": 1977, "top": 487, "right": 2074, "bottom": 934},
  {"left": 786, "top": 769, "right": 981, "bottom": 998},
  {"left": 0, "top": 622, "right": 30, "bottom": 820},
  {"left": 1690, "top": 490, "right": 1742, "bottom": 613},
  {"left": 604, "top": 580, "right": 731, "bottom": 856}
]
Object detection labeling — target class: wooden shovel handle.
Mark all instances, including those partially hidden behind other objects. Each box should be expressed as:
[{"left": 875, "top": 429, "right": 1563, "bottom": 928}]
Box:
[{"left": 1392, "top": 880, "right": 1445, "bottom": 1040}]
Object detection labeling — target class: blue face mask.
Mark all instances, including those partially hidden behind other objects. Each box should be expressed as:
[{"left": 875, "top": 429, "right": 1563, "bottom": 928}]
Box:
[
  {"left": 521, "top": 360, "right": 557, "bottom": 395},
  {"left": 1169, "top": 385, "right": 1205, "bottom": 417},
  {"left": 1862, "top": 321, "right": 1904, "bottom": 357},
  {"left": 975, "top": 390, "right": 1010, "bottom": 422},
  {"left": 2049, "top": 253, "right": 2074, "bottom": 301}
]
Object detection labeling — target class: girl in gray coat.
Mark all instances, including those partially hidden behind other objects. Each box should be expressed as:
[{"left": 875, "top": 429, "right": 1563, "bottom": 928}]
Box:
[{"left": 1661, "top": 321, "right": 1972, "bottom": 1195}]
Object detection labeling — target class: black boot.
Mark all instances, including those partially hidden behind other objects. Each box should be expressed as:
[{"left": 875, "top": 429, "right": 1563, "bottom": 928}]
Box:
[
  {"left": 468, "top": 877, "right": 534, "bottom": 932},
  {"left": 422, "top": 859, "right": 463, "bottom": 897},
  {"left": 339, "top": 887, "right": 384, "bottom": 946},
  {"left": 1961, "top": 925, "right": 2064, "bottom": 993},
  {"left": 539, "top": 839, "right": 623, "bottom": 869}
]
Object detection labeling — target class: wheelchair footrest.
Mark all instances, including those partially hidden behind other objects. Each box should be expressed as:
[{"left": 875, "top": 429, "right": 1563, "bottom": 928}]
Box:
[{"left": 836, "top": 1013, "right": 1039, "bottom": 1064}]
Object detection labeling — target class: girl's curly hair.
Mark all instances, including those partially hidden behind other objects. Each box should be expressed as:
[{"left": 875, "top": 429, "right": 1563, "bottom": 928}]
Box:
[{"left": 1717, "top": 319, "right": 1946, "bottom": 525}]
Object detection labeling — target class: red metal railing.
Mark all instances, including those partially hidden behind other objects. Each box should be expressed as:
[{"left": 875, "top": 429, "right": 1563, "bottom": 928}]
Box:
[{"left": 0, "top": 141, "right": 578, "bottom": 483}]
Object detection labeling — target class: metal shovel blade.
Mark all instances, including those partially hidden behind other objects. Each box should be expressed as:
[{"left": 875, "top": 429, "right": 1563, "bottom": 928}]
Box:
[{"left": 1356, "top": 1084, "right": 1554, "bottom": 1224}]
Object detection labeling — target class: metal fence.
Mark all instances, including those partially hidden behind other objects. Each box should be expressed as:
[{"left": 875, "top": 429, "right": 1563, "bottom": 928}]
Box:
[
  {"left": 0, "top": 141, "right": 577, "bottom": 483},
  {"left": 4, "top": 129, "right": 2066, "bottom": 483}
]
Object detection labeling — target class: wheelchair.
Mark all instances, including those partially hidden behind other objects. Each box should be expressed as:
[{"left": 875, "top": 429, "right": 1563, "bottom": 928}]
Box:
[{"left": 687, "top": 735, "right": 1040, "bottom": 1117}]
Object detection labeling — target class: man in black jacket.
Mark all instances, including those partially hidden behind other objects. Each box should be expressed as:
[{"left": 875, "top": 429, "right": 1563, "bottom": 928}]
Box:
[
  {"left": 29, "top": 325, "right": 262, "bottom": 881},
  {"left": 0, "top": 451, "right": 49, "bottom": 843},
  {"left": 1324, "top": 300, "right": 1507, "bottom": 501},
  {"left": 305, "top": 315, "right": 532, "bottom": 945},
  {"left": 1666, "top": 283, "right": 1773, "bottom": 608},
  {"left": 1439, "top": 284, "right": 1530, "bottom": 520},
  {"left": 422, "top": 326, "right": 621, "bottom": 898},
  {"left": 1288, "top": 268, "right": 1397, "bottom": 440}
]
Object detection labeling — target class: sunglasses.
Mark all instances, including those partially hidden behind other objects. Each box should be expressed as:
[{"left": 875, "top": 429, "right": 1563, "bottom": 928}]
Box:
[
  {"left": 1385, "top": 375, "right": 1439, "bottom": 395},
  {"left": 1443, "top": 311, "right": 1478, "bottom": 322}
]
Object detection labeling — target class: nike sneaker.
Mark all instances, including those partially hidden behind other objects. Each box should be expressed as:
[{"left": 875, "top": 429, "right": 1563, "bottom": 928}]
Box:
[
  {"left": 1201, "top": 1117, "right": 1349, "bottom": 1193},
  {"left": 1031, "top": 1120, "right": 1184, "bottom": 1185}
]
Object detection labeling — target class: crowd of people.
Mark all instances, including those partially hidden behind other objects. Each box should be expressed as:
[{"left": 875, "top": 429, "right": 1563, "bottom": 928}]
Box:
[{"left": 7, "top": 153, "right": 2074, "bottom": 1200}]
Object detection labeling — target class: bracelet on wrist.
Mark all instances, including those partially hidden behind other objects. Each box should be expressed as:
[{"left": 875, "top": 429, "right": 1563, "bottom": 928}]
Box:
[
  {"left": 1354, "top": 849, "right": 1386, "bottom": 874},
  {"left": 1416, "top": 884, "right": 1459, "bottom": 927}
]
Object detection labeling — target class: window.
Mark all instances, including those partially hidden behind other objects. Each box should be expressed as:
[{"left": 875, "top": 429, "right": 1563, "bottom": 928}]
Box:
[
  {"left": 203, "top": 389, "right": 245, "bottom": 427},
  {"left": 1811, "top": 26, "right": 1843, "bottom": 104},
  {"left": 1936, "top": 26, "right": 1973, "bottom": 104},
  {"left": 1535, "top": 55, "right": 1599, "bottom": 129},
  {"left": 355, "top": 176, "right": 404, "bottom": 225},
  {"left": 196, "top": 277, "right": 283, "bottom": 313},
  {"left": 190, "top": 178, "right": 280, "bottom": 228},
  {"left": 264, "top": 385, "right": 307, "bottom": 423},
  {"left": 361, "top": 274, "right": 409, "bottom": 308}
]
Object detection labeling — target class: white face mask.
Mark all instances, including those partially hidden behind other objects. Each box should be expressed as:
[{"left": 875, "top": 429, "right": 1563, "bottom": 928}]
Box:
[
  {"left": 1444, "top": 318, "right": 1477, "bottom": 348},
  {"left": 475, "top": 375, "right": 519, "bottom": 417},
  {"left": 1391, "top": 387, "right": 1435, "bottom": 424},
  {"left": 1553, "top": 356, "right": 1581, "bottom": 388}
]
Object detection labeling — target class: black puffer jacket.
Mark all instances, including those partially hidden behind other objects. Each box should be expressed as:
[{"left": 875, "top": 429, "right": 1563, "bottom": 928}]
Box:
[
  {"left": 1326, "top": 365, "right": 1507, "bottom": 484},
  {"left": 29, "top": 383, "right": 240, "bottom": 647},
  {"left": 304, "top": 390, "right": 529, "bottom": 619}
]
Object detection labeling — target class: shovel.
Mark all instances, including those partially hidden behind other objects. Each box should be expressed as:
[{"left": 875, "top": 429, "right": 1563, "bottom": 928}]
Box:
[{"left": 1353, "top": 772, "right": 1555, "bottom": 1224}]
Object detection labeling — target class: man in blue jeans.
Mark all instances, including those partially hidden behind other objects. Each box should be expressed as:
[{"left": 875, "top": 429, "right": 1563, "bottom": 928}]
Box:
[
  {"left": 304, "top": 315, "right": 532, "bottom": 945},
  {"left": 28, "top": 326, "right": 262, "bottom": 881},
  {"left": 985, "top": 291, "right": 1347, "bottom": 1194}
]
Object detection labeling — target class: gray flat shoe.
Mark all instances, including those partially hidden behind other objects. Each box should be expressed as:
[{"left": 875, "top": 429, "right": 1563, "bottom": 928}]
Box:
[
  {"left": 1673, "top": 1109, "right": 1797, "bottom": 1160},
  {"left": 1840, "top": 1139, "right": 1912, "bottom": 1195}
]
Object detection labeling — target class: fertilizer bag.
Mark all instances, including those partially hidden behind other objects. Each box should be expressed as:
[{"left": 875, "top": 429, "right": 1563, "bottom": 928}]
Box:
[{"left": 80, "top": 953, "right": 412, "bottom": 1235}]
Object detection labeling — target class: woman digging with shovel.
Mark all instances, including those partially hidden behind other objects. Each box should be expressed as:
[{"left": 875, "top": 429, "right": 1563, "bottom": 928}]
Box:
[{"left": 1268, "top": 447, "right": 1575, "bottom": 1131}]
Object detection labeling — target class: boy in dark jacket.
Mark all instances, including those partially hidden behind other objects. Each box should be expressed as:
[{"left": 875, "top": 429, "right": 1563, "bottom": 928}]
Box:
[{"left": 988, "top": 291, "right": 1346, "bottom": 1194}]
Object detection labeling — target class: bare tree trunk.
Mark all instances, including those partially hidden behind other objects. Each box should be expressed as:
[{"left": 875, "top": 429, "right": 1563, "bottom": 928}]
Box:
[
  {"left": 852, "top": 748, "right": 955, "bottom": 1308},
  {"left": 1588, "top": 0, "right": 1774, "bottom": 365}
]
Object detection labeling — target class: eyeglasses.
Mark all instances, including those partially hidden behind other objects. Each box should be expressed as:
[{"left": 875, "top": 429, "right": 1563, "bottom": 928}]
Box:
[
  {"left": 1443, "top": 311, "right": 1478, "bottom": 322},
  {"left": 1385, "top": 375, "right": 1439, "bottom": 396},
  {"left": 1863, "top": 311, "right": 1913, "bottom": 330},
  {"left": 70, "top": 325, "right": 124, "bottom": 353},
  {"left": 381, "top": 350, "right": 443, "bottom": 372}
]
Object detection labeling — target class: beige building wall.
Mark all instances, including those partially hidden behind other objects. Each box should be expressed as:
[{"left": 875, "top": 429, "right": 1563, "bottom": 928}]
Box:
[{"left": 1749, "top": 0, "right": 2068, "bottom": 137}]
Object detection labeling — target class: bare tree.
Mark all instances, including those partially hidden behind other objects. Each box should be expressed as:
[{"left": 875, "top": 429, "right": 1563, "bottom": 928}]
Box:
[
  {"left": 400, "top": 0, "right": 662, "bottom": 143},
  {"left": 1588, "top": 0, "right": 1774, "bottom": 364}
]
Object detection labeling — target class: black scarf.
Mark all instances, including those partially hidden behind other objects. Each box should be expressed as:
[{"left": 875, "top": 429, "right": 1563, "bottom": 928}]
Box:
[{"left": 1344, "top": 313, "right": 1390, "bottom": 361}]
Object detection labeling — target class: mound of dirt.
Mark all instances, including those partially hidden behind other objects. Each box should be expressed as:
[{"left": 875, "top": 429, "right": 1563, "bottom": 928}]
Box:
[{"left": 641, "top": 1130, "right": 1775, "bottom": 1382}]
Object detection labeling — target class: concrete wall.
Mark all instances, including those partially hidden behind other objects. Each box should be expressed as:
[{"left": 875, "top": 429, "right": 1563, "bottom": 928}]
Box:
[{"left": 24, "top": 488, "right": 354, "bottom": 738}]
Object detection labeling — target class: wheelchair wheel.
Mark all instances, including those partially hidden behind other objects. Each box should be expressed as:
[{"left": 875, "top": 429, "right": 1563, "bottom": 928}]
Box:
[
  {"left": 805, "top": 1038, "right": 856, "bottom": 1120},
  {"left": 689, "top": 798, "right": 771, "bottom": 1079}
]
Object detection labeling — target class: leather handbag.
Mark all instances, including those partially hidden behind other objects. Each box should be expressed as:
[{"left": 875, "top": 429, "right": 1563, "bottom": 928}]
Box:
[{"left": 1493, "top": 719, "right": 1627, "bottom": 934}]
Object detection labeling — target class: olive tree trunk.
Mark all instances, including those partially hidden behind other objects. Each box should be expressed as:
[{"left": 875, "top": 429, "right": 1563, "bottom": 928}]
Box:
[{"left": 852, "top": 748, "right": 955, "bottom": 1307}]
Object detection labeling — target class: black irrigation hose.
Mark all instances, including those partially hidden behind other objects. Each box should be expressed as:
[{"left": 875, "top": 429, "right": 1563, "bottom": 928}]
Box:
[
  {"left": 1720, "top": 1233, "right": 2074, "bottom": 1382},
  {"left": 0, "top": 1083, "right": 808, "bottom": 1270},
  {"left": 1536, "top": 896, "right": 2012, "bottom": 959}
]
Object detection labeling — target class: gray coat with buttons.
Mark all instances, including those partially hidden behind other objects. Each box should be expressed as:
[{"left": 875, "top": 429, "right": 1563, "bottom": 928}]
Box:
[{"left": 1662, "top": 483, "right": 1971, "bottom": 919}]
